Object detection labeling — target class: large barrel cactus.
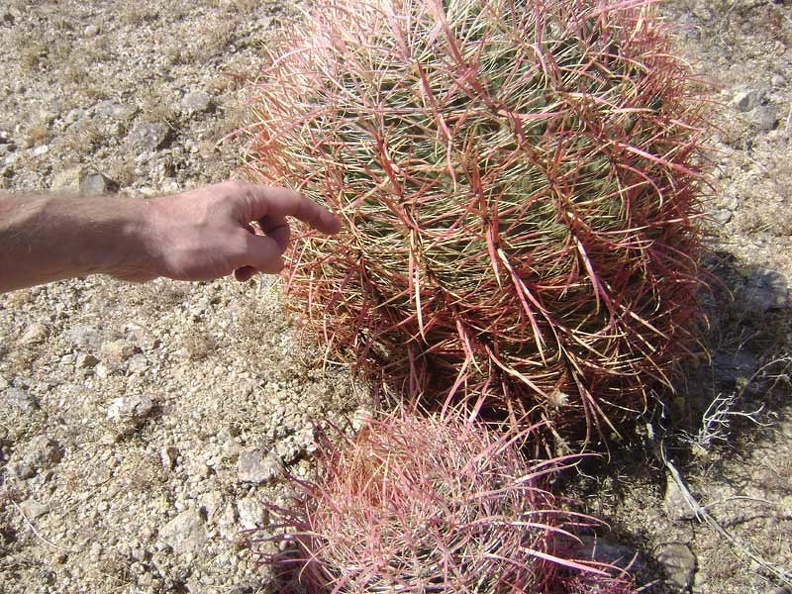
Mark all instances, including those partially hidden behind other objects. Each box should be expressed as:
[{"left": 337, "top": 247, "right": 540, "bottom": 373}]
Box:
[{"left": 244, "top": 0, "right": 706, "bottom": 444}]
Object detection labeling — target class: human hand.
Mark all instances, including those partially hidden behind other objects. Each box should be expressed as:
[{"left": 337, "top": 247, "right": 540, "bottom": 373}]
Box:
[{"left": 117, "top": 180, "right": 342, "bottom": 283}]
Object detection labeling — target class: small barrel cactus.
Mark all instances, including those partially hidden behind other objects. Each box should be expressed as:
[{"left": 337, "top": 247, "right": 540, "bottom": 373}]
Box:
[
  {"left": 257, "top": 412, "right": 636, "bottom": 593},
  {"left": 244, "top": 0, "right": 707, "bottom": 445}
]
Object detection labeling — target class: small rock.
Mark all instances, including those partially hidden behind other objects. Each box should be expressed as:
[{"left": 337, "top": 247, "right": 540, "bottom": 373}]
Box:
[
  {"left": 771, "top": 73, "right": 785, "bottom": 89},
  {"left": 731, "top": 88, "right": 764, "bottom": 113},
  {"left": 51, "top": 167, "right": 81, "bottom": 191},
  {"left": 160, "top": 509, "right": 206, "bottom": 556},
  {"left": 663, "top": 475, "right": 697, "bottom": 521},
  {"left": 76, "top": 353, "right": 100, "bottom": 369},
  {"left": 198, "top": 491, "right": 224, "bottom": 522},
  {"left": 709, "top": 208, "right": 732, "bottom": 226},
  {"left": 4, "top": 387, "right": 39, "bottom": 412},
  {"left": 236, "top": 497, "right": 268, "bottom": 530},
  {"left": 19, "top": 499, "right": 49, "bottom": 520},
  {"left": 182, "top": 91, "right": 213, "bottom": 116},
  {"left": 676, "top": 12, "right": 700, "bottom": 43},
  {"left": 95, "top": 100, "right": 138, "bottom": 122},
  {"left": 237, "top": 447, "right": 283, "bottom": 485},
  {"left": 572, "top": 535, "right": 643, "bottom": 574},
  {"left": 101, "top": 339, "right": 137, "bottom": 366},
  {"left": 127, "top": 122, "right": 172, "bottom": 152},
  {"left": 32, "top": 145, "right": 49, "bottom": 156},
  {"left": 752, "top": 105, "right": 779, "bottom": 132},
  {"left": 79, "top": 168, "right": 118, "bottom": 195},
  {"left": 743, "top": 268, "right": 789, "bottom": 312},
  {"left": 655, "top": 542, "right": 696, "bottom": 590},
  {"left": 94, "top": 362, "right": 111, "bottom": 379},
  {"left": 65, "top": 324, "right": 103, "bottom": 350},
  {"left": 106, "top": 394, "right": 154, "bottom": 425},
  {"left": 12, "top": 435, "right": 64, "bottom": 479},
  {"left": 63, "top": 108, "right": 86, "bottom": 126},
  {"left": 18, "top": 322, "right": 48, "bottom": 346},
  {"left": 88, "top": 540, "right": 103, "bottom": 560},
  {"left": 161, "top": 445, "right": 179, "bottom": 470},
  {"left": 712, "top": 350, "right": 759, "bottom": 389},
  {"left": 127, "top": 354, "right": 149, "bottom": 375}
]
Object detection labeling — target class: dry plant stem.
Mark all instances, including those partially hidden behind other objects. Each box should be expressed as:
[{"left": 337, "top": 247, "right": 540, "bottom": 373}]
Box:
[
  {"left": 660, "top": 441, "right": 792, "bottom": 588},
  {"left": 10, "top": 500, "right": 63, "bottom": 551}
]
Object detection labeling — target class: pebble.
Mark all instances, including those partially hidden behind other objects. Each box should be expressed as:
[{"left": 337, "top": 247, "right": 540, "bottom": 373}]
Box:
[
  {"left": 236, "top": 497, "right": 268, "bottom": 530},
  {"left": 743, "top": 268, "right": 789, "bottom": 312},
  {"left": 4, "top": 387, "right": 39, "bottom": 412},
  {"left": 127, "top": 354, "right": 150, "bottom": 375},
  {"left": 709, "top": 208, "right": 732, "bottom": 226},
  {"left": 78, "top": 168, "right": 117, "bottom": 195},
  {"left": 51, "top": 167, "right": 81, "bottom": 191},
  {"left": 106, "top": 394, "right": 155, "bottom": 426},
  {"left": 181, "top": 91, "right": 213, "bottom": 116},
  {"left": 127, "top": 122, "right": 172, "bottom": 153},
  {"left": 237, "top": 447, "right": 283, "bottom": 485},
  {"left": 731, "top": 88, "right": 764, "bottom": 113},
  {"left": 198, "top": 491, "right": 224, "bottom": 522},
  {"left": 711, "top": 350, "right": 759, "bottom": 389},
  {"left": 18, "top": 322, "right": 48, "bottom": 345},
  {"left": 654, "top": 542, "right": 697, "bottom": 590},
  {"left": 752, "top": 105, "right": 779, "bottom": 132},
  {"left": 11, "top": 435, "right": 64, "bottom": 479},
  {"left": 100, "top": 339, "right": 137, "bottom": 366},
  {"left": 63, "top": 108, "right": 86, "bottom": 125},
  {"left": 88, "top": 541, "right": 103, "bottom": 560},
  {"left": 65, "top": 324, "right": 103, "bottom": 350},
  {"left": 161, "top": 445, "right": 179, "bottom": 470},
  {"left": 18, "top": 499, "right": 49, "bottom": 520},
  {"left": 76, "top": 352, "right": 100, "bottom": 369},
  {"left": 94, "top": 100, "right": 138, "bottom": 122},
  {"left": 663, "top": 475, "right": 697, "bottom": 522},
  {"left": 159, "top": 509, "right": 207, "bottom": 556}
]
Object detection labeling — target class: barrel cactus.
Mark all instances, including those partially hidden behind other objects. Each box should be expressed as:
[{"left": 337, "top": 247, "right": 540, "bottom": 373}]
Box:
[
  {"left": 258, "top": 412, "right": 637, "bottom": 593},
  {"left": 244, "top": 0, "right": 707, "bottom": 444}
]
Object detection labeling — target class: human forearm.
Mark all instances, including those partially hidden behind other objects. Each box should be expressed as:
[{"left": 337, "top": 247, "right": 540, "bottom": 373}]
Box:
[
  {"left": 0, "top": 192, "right": 148, "bottom": 293},
  {"left": 0, "top": 181, "right": 341, "bottom": 293}
]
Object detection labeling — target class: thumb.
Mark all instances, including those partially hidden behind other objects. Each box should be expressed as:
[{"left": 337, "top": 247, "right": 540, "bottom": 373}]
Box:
[{"left": 244, "top": 234, "right": 286, "bottom": 274}]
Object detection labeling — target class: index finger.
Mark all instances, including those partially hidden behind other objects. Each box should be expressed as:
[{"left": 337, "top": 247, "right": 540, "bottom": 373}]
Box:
[{"left": 235, "top": 182, "right": 342, "bottom": 234}]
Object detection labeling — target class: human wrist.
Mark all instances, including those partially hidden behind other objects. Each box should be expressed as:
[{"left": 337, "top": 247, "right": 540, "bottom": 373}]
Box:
[{"left": 89, "top": 195, "right": 160, "bottom": 281}]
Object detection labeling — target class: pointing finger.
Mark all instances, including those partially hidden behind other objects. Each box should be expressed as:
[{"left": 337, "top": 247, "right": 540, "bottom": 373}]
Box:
[{"left": 234, "top": 182, "right": 342, "bottom": 235}]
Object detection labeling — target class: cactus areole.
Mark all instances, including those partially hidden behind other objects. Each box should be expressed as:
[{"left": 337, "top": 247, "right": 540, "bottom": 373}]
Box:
[{"left": 245, "top": 0, "right": 707, "bottom": 446}]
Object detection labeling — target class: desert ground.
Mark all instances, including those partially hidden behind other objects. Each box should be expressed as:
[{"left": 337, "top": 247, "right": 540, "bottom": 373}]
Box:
[{"left": 0, "top": 1, "right": 790, "bottom": 593}]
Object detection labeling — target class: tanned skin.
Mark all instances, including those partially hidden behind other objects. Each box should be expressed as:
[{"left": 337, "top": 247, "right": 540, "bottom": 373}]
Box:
[{"left": 0, "top": 180, "right": 341, "bottom": 294}]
